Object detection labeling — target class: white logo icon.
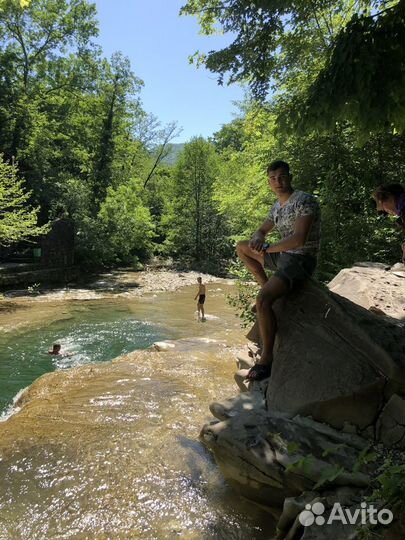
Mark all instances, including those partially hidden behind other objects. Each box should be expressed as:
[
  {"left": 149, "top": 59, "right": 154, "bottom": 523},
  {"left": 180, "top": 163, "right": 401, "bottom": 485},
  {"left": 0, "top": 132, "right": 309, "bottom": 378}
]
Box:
[
  {"left": 299, "top": 502, "right": 325, "bottom": 527},
  {"left": 298, "top": 502, "right": 393, "bottom": 527}
]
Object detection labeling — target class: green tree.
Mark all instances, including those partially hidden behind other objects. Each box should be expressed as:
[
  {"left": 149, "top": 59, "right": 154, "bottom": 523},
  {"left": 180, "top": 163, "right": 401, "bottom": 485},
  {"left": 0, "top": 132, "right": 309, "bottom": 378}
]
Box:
[
  {"left": 91, "top": 52, "right": 144, "bottom": 206},
  {"left": 293, "top": 2, "right": 405, "bottom": 134},
  {"left": 212, "top": 106, "right": 278, "bottom": 240},
  {"left": 0, "top": 0, "right": 157, "bottom": 268},
  {"left": 0, "top": 0, "right": 31, "bottom": 8},
  {"left": 97, "top": 178, "right": 155, "bottom": 265},
  {"left": 0, "top": 156, "right": 47, "bottom": 245},
  {"left": 0, "top": 0, "right": 100, "bottom": 228},
  {"left": 0, "top": 0, "right": 98, "bottom": 161},
  {"left": 163, "top": 137, "right": 231, "bottom": 268},
  {"left": 181, "top": 0, "right": 356, "bottom": 97},
  {"left": 211, "top": 103, "right": 405, "bottom": 280}
]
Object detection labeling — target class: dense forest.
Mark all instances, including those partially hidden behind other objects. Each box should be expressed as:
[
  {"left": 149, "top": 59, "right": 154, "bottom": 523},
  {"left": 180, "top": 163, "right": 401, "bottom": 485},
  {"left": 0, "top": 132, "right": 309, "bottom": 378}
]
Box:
[{"left": 1, "top": 0, "right": 404, "bottom": 281}]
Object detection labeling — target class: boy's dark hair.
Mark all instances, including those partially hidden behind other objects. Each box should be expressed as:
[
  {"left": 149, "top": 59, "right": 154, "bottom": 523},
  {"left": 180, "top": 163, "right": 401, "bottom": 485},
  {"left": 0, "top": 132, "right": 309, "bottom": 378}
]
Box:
[
  {"left": 267, "top": 160, "right": 290, "bottom": 175},
  {"left": 373, "top": 184, "right": 405, "bottom": 202}
]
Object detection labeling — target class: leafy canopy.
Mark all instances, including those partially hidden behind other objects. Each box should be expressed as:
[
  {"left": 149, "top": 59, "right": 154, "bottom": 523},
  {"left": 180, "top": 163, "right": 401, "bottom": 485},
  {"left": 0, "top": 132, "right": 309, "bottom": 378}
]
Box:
[
  {"left": 0, "top": 156, "right": 48, "bottom": 245},
  {"left": 290, "top": 2, "right": 405, "bottom": 134},
  {"left": 0, "top": 0, "right": 30, "bottom": 7},
  {"left": 181, "top": 0, "right": 405, "bottom": 133}
]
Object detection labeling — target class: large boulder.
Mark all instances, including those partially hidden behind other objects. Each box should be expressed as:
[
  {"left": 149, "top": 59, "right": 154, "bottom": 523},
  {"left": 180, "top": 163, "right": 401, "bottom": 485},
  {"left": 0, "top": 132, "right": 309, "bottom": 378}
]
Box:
[
  {"left": 328, "top": 263, "right": 405, "bottom": 319},
  {"left": 246, "top": 268, "right": 405, "bottom": 435},
  {"left": 201, "top": 264, "right": 405, "bottom": 539},
  {"left": 201, "top": 408, "right": 371, "bottom": 508}
]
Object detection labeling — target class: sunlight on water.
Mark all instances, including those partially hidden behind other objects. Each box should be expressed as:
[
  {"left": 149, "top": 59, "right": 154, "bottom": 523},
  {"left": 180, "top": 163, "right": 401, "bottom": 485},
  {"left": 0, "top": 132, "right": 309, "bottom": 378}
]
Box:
[
  {"left": 53, "top": 319, "right": 164, "bottom": 369},
  {"left": 0, "top": 284, "right": 276, "bottom": 539},
  {"left": 0, "top": 306, "right": 172, "bottom": 413}
]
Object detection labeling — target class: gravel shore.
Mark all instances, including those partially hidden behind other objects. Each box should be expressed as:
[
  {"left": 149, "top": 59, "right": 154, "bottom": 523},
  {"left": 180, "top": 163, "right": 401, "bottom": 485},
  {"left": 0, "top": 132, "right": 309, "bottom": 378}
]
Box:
[{"left": 1, "top": 269, "right": 234, "bottom": 302}]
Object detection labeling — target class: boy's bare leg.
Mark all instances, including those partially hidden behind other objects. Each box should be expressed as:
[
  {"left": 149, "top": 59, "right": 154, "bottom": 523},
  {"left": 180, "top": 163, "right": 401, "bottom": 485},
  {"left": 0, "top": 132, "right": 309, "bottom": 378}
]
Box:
[
  {"left": 236, "top": 240, "right": 268, "bottom": 287},
  {"left": 236, "top": 240, "right": 289, "bottom": 372},
  {"left": 255, "top": 275, "right": 289, "bottom": 366},
  {"left": 201, "top": 305, "right": 205, "bottom": 319}
]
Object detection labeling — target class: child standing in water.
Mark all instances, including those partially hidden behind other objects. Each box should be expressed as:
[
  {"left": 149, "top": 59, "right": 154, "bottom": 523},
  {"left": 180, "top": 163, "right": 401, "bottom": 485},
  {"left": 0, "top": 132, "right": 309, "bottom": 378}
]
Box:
[{"left": 194, "top": 277, "right": 206, "bottom": 321}]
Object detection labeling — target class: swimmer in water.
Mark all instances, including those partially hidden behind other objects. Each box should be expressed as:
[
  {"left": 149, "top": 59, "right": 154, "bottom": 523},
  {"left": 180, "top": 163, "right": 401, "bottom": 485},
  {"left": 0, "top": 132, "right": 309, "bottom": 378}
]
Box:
[
  {"left": 47, "top": 343, "right": 72, "bottom": 357},
  {"left": 48, "top": 343, "right": 62, "bottom": 355}
]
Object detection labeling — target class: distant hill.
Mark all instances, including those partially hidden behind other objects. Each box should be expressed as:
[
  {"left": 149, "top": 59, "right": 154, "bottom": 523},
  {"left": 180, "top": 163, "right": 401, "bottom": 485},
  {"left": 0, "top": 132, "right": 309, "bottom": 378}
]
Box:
[{"left": 162, "top": 143, "right": 185, "bottom": 166}]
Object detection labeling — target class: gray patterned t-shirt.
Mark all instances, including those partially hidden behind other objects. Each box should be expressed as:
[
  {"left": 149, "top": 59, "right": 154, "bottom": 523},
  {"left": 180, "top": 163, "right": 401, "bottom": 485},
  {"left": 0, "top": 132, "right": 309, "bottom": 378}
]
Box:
[{"left": 267, "top": 190, "right": 320, "bottom": 257}]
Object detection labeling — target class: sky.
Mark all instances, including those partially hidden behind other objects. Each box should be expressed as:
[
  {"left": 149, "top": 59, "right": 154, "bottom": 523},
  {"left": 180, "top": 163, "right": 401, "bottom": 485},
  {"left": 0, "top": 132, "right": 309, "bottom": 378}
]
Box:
[{"left": 94, "top": 0, "right": 245, "bottom": 143}]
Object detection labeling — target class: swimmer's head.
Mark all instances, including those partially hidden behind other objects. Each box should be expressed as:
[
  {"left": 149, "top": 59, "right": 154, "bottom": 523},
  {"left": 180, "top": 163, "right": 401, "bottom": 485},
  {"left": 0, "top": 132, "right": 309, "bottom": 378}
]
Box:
[
  {"left": 52, "top": 343, "right": 61, "bottom": 353},
  {"left": 197, "top": 277, "right": 202, "bottom": 283}
]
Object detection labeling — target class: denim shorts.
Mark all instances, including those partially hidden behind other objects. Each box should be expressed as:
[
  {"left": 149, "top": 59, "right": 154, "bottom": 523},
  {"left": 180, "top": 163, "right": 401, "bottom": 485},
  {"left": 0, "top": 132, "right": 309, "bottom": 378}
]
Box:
[{"left": 264, "top": 252, "right": 317, "bottom": 289}]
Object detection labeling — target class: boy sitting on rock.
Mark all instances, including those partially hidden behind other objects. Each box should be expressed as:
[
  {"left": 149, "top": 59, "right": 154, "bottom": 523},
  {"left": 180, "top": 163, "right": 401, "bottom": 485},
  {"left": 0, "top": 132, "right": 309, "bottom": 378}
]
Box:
[{"left": 236, "top": 160, "right": 321, "bottom": 381}]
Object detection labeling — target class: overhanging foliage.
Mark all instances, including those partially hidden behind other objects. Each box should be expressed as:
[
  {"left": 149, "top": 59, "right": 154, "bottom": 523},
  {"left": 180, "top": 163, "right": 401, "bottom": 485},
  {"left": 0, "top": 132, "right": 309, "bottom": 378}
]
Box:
[{"left": 181, "top": 0, "right": 404, "bottom": 134}]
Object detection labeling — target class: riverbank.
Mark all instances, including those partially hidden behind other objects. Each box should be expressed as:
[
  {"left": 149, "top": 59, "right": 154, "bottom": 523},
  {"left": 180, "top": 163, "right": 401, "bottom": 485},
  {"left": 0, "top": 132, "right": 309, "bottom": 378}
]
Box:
[
  {"left": 4, "top": 263, "right": 403, "bottom": 538},
  {"left": 1, "top": 268, "right": 232, "bottom": 301}
]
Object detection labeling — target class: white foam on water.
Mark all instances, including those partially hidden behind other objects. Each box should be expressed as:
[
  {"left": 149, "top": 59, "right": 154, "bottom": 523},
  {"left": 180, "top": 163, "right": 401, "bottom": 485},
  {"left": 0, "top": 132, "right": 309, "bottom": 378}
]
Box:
[
  {"left": 53, "top": 353, "right": 90, "bottom": 370},
  {"left": 0, "top": 387, "right": 27, "bottom": 422},
  {"left": 203, "top": 314, "right": 220, "bottom": 320}
]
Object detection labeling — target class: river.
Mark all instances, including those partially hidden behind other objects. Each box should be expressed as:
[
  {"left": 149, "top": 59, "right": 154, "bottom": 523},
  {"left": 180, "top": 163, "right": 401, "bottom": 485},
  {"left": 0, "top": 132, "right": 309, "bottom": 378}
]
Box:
[{"left": 0, "top": 280, "right": 276, "bottom": 539}]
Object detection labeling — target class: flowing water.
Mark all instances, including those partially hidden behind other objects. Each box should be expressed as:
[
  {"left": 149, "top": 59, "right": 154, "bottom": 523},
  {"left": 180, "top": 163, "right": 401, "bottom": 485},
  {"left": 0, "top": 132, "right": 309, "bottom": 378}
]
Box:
[{"left": 0, "top": 283, "right": 276, "bottom": 539}]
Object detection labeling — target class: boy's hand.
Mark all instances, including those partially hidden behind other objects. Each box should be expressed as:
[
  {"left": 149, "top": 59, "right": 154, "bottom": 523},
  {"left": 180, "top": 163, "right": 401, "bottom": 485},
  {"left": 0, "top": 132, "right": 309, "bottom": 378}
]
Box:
[{"left": 249, "top": 233, "right": 265, "bottom": 252}]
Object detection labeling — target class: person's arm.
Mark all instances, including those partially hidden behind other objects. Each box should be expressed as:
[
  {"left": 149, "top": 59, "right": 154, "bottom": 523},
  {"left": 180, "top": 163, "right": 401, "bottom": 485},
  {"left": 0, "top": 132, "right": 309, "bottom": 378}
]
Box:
[
  {"left": 265, "top": 215, "right": 315, "bottom": 253},
  {"left": 249, "top": 220, "right": 275, "bottom": 251}
]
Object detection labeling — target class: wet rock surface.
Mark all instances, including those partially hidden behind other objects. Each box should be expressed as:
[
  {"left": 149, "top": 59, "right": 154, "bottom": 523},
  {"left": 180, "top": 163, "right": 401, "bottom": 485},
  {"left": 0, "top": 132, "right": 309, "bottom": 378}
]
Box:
[{"left": 0, "top": 340, "right": 275, "bottom": 539}]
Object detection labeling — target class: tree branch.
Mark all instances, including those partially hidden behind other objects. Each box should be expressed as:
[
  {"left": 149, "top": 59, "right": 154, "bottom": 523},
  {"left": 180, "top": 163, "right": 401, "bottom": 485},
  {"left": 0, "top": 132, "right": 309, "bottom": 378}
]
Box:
[
  {"left": 6, "top": 21, "right": 30, "bottom": 89},
  {"left": 366, "top": 4, "right": 398, "bottom": 19},
  {"left": 31, "top": 26, "right": 55, "bottom": 61},
  {"left": 307, "top": 0, "right": 330, "bottom": 48},
  {"left": 143, "top": 123, "right": 180, "bottom": 188}
]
